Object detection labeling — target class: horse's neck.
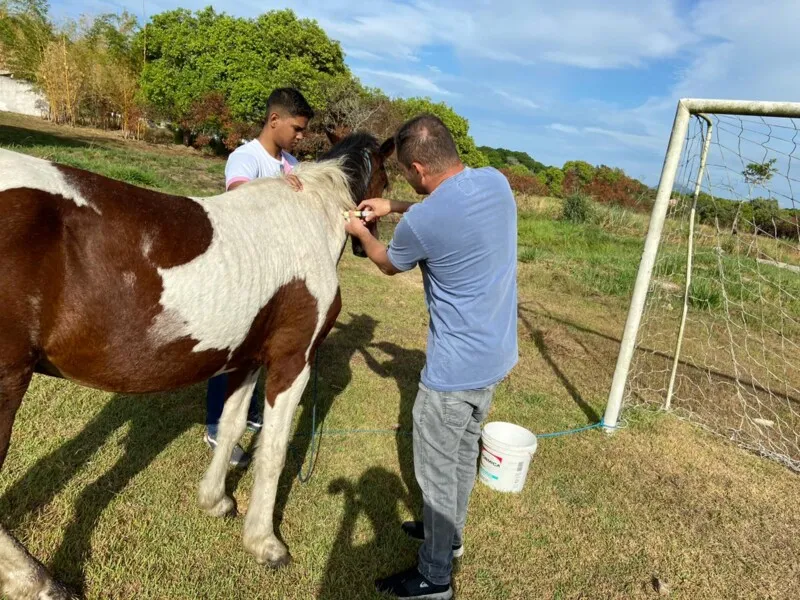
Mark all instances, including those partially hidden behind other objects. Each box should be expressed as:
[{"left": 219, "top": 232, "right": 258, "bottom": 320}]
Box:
[{"left": 319, "top": 202, "right": 350, "bottom": 265}]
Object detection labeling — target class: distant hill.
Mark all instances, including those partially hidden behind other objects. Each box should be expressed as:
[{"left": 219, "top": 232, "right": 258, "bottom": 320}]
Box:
[{"left": 478, "top": 146, "right": 551, "bottom": 174}]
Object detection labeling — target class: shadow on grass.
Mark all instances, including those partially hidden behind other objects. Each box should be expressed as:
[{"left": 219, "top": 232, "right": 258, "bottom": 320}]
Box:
[
  {"left": 359, "top": 341, "right": 426, "bottom": 517},
  {"left": 517, "top": 303, "right": 601, "bottom": 423},
  {"left": 318, "top": 467, "right": 419, "bottom": 600},
  {"left": 0, "top": 123, "right": 94, "bottom": 150},
  {"left": 266, "top": 314, "right": 381, "bottom": 539},
  {"left": 0, "top": 383, "right": 204, "bottom": 594}
]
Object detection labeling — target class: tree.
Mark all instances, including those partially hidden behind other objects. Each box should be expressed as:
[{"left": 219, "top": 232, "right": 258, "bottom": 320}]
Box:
[
  {"left": 394, "top": 97, "right": 488, "bottom": 168},
  {"left": 136, "top": 7, "right": 349, "bottom": 131},
  {"left": 36, "top": 33, "right": 83, "bottom": 124},
  {"left": 742, "top": 159, "right": 778, "bottom": 187},
  {"left": 477, "top": 145, "right": 547, "bottom": 173},
  {"left": 0, "top": 0, "right": 53, "bottom": 80},
  {"left": 562, "top": 160, "right": 595, "bottom": 185},
  {"left": 732, "top": 158, "right": 778, "bottom": 234},
  {"left": 540, "top": 167, "right": 565, "bottom": 197}
]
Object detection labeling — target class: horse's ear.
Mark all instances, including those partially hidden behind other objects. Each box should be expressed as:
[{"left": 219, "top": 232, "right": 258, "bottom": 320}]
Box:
[
  {"left": 379, "top": 136, "right": 395, "bottom": 161},
  {"left": 325, "top": 128, "right": 342, "bottom": 145}
]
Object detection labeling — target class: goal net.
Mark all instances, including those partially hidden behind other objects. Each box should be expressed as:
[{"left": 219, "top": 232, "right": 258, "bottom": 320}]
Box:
[{"left": 607, "top": 100, "right": 800, "bottom": 473}]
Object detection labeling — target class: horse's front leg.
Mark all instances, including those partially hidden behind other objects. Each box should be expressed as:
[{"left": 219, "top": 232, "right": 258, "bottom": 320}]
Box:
[
  {"left": 243, "top": 357, "right": 311, "bottom": 568},
  {"left": 198, "top": 368, "right": 259, "bottom": 517}
]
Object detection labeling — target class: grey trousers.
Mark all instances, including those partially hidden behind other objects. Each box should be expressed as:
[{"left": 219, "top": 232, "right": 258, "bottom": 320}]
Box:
[{"left": 412, "top": 380, "right": 497, "bottom": 585}]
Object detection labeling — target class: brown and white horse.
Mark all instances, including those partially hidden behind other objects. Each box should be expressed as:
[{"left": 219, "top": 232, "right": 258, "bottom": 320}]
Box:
[{"left": 0, "top": 130, "right": 394, "bottom": 599}]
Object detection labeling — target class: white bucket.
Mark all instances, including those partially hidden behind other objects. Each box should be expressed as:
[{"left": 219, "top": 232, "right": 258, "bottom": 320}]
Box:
[{"left": 478, "top": 421, "right": 537, "bottom": 493}]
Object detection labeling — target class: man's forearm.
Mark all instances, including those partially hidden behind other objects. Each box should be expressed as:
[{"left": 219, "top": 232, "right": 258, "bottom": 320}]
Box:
[
  {"left": 390, "top": 200, "right": 413, "bottom": 214},
  {"left": 357, "top": 232, "right": 399, "bottom": 276}
]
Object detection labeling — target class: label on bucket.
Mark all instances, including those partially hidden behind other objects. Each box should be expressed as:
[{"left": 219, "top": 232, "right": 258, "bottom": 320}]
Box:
[
  {"left": 478, "top": 441, "right": 533, "bottom": 493},
  {"left": 479, "top": 447, "right": 504, "bottom": 480}
]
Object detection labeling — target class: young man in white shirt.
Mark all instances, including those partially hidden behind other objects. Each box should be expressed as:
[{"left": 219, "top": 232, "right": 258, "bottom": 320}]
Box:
[{"left": 205, "top": 87, "right": 314, "bottom": 467}]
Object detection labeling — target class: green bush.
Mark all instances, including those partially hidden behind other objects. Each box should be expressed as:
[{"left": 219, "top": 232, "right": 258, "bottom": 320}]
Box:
[{"left": 561, "top": 192, "right": 593, "bottom": 224}]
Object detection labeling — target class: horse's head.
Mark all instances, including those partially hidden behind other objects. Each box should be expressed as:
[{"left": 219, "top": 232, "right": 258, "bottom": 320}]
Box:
[{"left": 319, "top": 128, "right": 395, "bottom": 257}]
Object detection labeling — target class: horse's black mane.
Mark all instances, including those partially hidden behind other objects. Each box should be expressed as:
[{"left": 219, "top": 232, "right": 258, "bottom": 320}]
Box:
[{"left": 318, "top": 131, "right": 379, "bottom": 201}]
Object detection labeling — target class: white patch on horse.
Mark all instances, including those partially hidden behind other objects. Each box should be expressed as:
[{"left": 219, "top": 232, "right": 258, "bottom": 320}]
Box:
[
  {"left": 141, "top": 233, "right": 153, "bottom": 259},
  {"left": 243, "top": 364, "right": 311, "bottom": 565},
  {"left": 122, "top": 272, "right": 136, "bottom": 288},
  {"left": 0, "top": 147, "right": 101, "bottom": 214},
  {"left": 0, "top": 528, "right": 66, "bottom": 600},
  {"left": 149, "top": 160, "right": 353, "bottom": 355}
]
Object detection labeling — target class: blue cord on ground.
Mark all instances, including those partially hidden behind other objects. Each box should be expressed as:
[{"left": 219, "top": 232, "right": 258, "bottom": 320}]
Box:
[{"left": 291, "top": 351, "right": 624, "bottom": 483}]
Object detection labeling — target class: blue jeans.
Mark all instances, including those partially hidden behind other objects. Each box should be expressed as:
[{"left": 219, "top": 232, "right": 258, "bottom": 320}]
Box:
[
  {"left": 205, "top": 372, "right": 262, "bottom": 438},
  {"left": 412, "top": 380, "right": 497, "bottom": 585}
]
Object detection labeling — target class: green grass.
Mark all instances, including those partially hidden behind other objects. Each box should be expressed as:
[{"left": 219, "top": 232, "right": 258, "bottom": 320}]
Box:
[
  {"left": 517, "top": 213, "right": 642, "bottom": 297},
  {"left": 1, "top": 112, "right": 799, "bottom": 600}
]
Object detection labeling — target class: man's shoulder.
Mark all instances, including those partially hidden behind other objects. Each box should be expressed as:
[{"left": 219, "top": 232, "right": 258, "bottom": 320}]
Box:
[{"left": 470, "top": 165, "right": 511, "bottom": 187}]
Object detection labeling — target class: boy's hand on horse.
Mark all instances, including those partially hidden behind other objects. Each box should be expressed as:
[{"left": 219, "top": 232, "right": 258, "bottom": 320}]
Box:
[{"left": 285, "top": 174, "right": 303, "bottom": 191}]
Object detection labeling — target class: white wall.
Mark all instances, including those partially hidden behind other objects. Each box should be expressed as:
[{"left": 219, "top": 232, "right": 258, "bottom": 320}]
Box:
[{"left": 0, "top": 76, "right": 48, "bottom": 117}]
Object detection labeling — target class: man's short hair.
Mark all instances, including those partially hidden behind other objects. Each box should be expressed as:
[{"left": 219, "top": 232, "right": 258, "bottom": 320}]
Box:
[
  {"left": 266, "top": 88, "right": 314, "bottom": 120},
  {"left": 395, "top": 114, "right": 461, "bottom": 174}
]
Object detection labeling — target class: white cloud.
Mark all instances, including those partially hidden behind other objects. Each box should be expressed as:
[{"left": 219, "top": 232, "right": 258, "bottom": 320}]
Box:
[
  {"left": 549, "top": 123, "right": 580, "bottom": 134},
  {"left": 303, "top": 1, "right": 698, "bottom": 69},
  {"left": 584, "top": 126, "right": 663, "bottom": 151},
  {"left": 355, "top": 68, "right": 454, "bottom": 96},
  {"left": 343, "top": 47, "right": 384, "bottom": 61},
  {"left": 495, "top": 90, "right": 539, "bottom": 111},
  {"left": 547, "top": 122, "right": 662, "bottom": 151}
]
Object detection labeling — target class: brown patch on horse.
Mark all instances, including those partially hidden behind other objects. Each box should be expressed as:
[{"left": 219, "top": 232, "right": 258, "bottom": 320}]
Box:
[
  {"left": 228, "top": 280, "right": 339, "bottom": 407},
  {"left": 55, "top": 164, "right": 214, "bottom": 268},
  {"left": 0, "top": 167, "right": 227, "bottom": 393}
]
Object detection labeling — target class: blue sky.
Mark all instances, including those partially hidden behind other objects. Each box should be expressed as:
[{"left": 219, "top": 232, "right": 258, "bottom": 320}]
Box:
[{"left": 50, "top": 0, "right": 800, "bottom": 200}]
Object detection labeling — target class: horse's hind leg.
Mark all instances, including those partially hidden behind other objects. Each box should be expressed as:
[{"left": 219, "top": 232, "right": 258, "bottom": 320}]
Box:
[
  {"left": 0, "top": 357, "right": 72, "bottom": 599},
  {"left": 198, "top": 369, "right": 260, "bottom": 518}
]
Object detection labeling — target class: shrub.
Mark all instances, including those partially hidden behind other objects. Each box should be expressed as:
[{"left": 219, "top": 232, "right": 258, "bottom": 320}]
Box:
[
  {"left": 500, "top": 168, "right": 551, "bottom": 196},
  {"left": 561, "top": 192, "right": 593, "bottom": 223}
]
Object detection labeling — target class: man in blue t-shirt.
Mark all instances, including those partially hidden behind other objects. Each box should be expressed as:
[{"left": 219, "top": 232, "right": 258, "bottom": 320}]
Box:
[{"left": 345, "top": 114, "right": 518, "bottom": 600}]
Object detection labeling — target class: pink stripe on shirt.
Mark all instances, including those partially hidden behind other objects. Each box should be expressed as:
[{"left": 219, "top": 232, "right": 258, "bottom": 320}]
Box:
[{"left": 226, "top": 176, "right": 251, "bottom": 190}]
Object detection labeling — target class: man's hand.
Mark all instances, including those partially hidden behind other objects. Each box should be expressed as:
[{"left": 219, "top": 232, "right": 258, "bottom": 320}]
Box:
[
  {"left": 285, "top": 174, "right": 303, "bottom": 191},
  {"left": 357, "top": 198, "right": 391, "bottom": 222},
  {"left": 343, "top": 211, "right": 399, "bottom": 276},
  {"left": 344, "top": 211, "right": 371, "bottom": 238}
]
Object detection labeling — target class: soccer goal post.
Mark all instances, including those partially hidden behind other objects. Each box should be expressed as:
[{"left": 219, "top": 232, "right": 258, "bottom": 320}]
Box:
[{"left": 603, "top": 98, "right": 800, "bottom": 472}]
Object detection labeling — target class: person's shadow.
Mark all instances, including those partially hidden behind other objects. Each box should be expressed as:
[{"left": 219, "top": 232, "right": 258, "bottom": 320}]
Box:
[
  {"left": 268, "top": 314, "right": 380, "bottom": 534},
  {"left": 359, "top": 341, "right": 427, "bottom": 519},
  {"left": 0, "top": 383, "right": 204, "bottom": 594},
  {"left": 318, "top": 467, "right": 418, "bottom": 599}
]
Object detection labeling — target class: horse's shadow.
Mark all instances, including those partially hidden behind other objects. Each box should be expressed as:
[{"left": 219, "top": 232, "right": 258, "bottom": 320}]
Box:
[
  {"left": 0, "top": 313, "right": 381, "bottom": 594},
  {"left": 0, "top": 383, "right": 203, "bottom": 592}
]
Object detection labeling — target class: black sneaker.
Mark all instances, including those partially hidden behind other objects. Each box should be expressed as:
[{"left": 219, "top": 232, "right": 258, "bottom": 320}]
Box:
[
  {"left": 401, "top": 521, "right": 464, "bottom": 558},
  {"left": 375, "top": 565, "right": 453, "bottom": 599},
  {"left": 204, "top": 431, "right": 250, "bottom": 468}
]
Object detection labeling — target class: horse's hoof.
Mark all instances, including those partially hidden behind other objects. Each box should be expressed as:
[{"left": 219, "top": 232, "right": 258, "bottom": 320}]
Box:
[
  {"left": 37, "top": 579, "right": 78, "bottom": 600},
  {"left": 265, "top": 553, "right": 292, "bottom": 570},
  {"left": 204, "top": 495, "right": 236, "bottom": 518}
]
